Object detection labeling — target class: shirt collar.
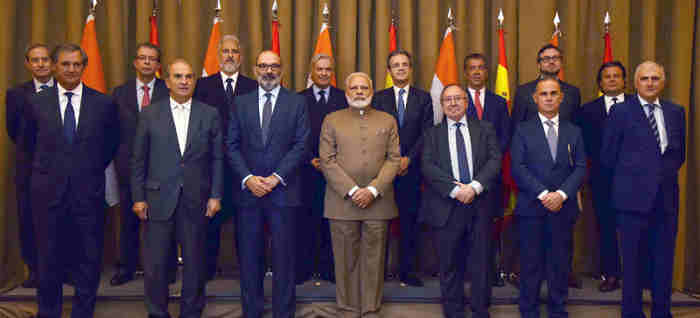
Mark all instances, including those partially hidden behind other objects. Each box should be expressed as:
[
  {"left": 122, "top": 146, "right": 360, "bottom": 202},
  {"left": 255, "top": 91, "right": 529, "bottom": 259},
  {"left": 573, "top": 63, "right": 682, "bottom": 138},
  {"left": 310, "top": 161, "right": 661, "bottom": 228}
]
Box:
[
  {"left": 170, "top": 97, "right": 192, "bottom": 110},
  {"left": 34, "top": 77, "right": 54, "bottom": 89},
  {"left": 393, "top": 84, "right": 410, "bottom": 97},
  {"left": 57, "top": 82, "right": 83, "bottom": 98},
  {"left": 220, "top": 71, "right": 239, "bottom": 86},
  {"left": 637, "top": 94, "right": 660, "bottom": 107},
  {"left": 467, "top": 86, "right": 485, "bottom": 97},
  {"left": 259, "top": 85, "right": 281, "bottom": 99},
  {"left": 604, "top": 93, "right": 625, "bottom": 104},
  {"left": 446, "top": 115, "right": 468, "bottom": 128},
  {"left": 312, "top": 84, "right": 330, "bottom": 98},
  {"left": 538, "top": 112, "right": 559, "bottom": 125}
]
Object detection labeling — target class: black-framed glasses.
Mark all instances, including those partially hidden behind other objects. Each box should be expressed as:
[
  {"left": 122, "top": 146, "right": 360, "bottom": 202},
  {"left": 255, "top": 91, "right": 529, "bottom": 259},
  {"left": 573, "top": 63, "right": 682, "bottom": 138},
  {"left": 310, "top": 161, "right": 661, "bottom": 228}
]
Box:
[
  {"left": 136, "top": 55, "right": 159, "bottom": 62},
  {"left": 538, "top": 56, "right": 562, "bottom": 63},
  {"left": 256, "top": 63, "right": 281, "bottom": 70},
  {"left": 441, "top": 96, "right": 467, "bottom": 104}
]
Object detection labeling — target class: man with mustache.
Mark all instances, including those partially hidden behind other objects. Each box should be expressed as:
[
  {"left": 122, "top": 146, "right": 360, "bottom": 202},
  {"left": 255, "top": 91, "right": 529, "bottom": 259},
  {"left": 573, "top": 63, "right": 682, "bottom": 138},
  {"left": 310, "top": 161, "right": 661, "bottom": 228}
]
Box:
[
  {"left": 194, "top": 34, "right": 258, "bottom": 281},
  {"left": 372, "top": 50, "right": 433, "bottom": 287},
  {"left": 320, "top": 72, "right": 401, "bottom": 318},
  {"left": 295, "top": 53, "right": 346, "bottom": 284},
  {"left": 5, "top": 43, "right": 54, "bottom": 288},
  {"left": 226, "top": 50, "right": 309, "bottom": 318}
]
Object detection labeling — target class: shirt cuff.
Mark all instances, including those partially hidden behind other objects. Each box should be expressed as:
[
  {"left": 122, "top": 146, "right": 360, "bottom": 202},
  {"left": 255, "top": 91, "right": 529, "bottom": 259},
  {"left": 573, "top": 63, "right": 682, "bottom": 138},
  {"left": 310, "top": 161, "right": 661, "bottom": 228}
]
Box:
[
  {"left": 537, "top": 190, "right": 550, "bottom": 200},
  {"left": 556, "top": 190, "right": 568, "bottom": 201},
  {"left": 273, "top": 173, "right": 286, "bottom": 186},
  {"left": 241, "top": 174, "right": 253, "bottom": 190},
  {"left": 469, "top": 181, "right": 483, "bottom": 195},
  {"left": 449, "top": 186, "right": 460, "bottom": 199},
  {"left": 348, "top": 186, "right": 359, "bottom": 197},
  {"left": 367, "top": 186, "right": 378, "bottom": 198}
]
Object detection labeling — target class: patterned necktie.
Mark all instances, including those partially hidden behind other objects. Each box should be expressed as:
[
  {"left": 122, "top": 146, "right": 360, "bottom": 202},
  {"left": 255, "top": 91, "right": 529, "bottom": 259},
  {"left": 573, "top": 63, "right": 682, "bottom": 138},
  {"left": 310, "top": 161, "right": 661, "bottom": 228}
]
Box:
[
  {"left": 397, "top": 88, "right": 406, "bottom": 127},
  {"left": 226, "top": 78, "right": 235, "bottom": 104},
  {"left": 454, "top": 122, "right": 471, "bottom": 183},
  {"left": 645, "top": 104, "right": 661, "bottom": 149},
  {"left": 40, "top": 84, "right": 50, "bottom": 92},
  {"left": 318, "top": 89, "right": 326, "bottom": 105},
  {"left": 545, "top": 120, "right": 557, "bottom": 161},
  {"left": 64, "top": 92, "right": 76, "bottom": 145},
  {"left": 608, "top": 97, "right": 618, "bottom": 115},
  {"left": 141, "top": 85, "right": 151, "bottom": 107},
  {"left": 261, "top": 92, "right": 273, "bottom": 143},
  {"left": 474, "top": 90, "right": 484, "bottom": 120}
]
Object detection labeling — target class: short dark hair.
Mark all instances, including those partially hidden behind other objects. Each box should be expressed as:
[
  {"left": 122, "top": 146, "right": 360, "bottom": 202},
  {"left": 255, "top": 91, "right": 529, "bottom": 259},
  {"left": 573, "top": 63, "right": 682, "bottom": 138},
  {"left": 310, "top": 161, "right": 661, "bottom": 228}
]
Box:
[
  {"left": 51, "top": 43, "right": 88, "bottom": 66},
  {"left": 536, "top": 44, "right": 563, "bottom": 62},
  {"left": 463, "top": 53, "right": 488, "bottom": 70},
  {"left": 386, "top": 49, "right": 412, "bottom": 69},
  {"left": 596, "top": 60, "right": 626, "bottom": 90},
  {"left": 24, "top": 43, "right": 50, "bottom": 61},
  {"left": 134, "top": 42, "right": 162, "bottom": 62}
]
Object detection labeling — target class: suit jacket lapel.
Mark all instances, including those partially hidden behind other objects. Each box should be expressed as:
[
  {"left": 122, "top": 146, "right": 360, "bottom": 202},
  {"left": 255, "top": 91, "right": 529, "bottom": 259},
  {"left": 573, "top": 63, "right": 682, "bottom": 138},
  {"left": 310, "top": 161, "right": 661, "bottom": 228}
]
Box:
[
  {"left": 128, "top": 80, "right": 140, "bottom": 114},
  {"left": 534, "top": 120, "right": 555, "bottom": 164},
  {"left": 438, "top": 121, "right": 453, "bottom": 175},
  {"left": 163, "top": 101, "right": 183, "bottom": 160},
  {"left": 183, "top": 101, "right": 201, "bottom": 157},
  {"left": 385, "top": 89, "right": 399, "bottom": 118},
  {"left": 249, "top": 92, "right": 264, "bottom": 145},
  {"left": 555, "top": 122, "right": 569, "bottom": 166},
  {"left": 153, "top": 79, "right": 169, "bottom": 102},
  {"left": 467, "top": 119, "right": 481, "bottom": 170},
  {"left": 47, "top": 88, "right": 64, "bottom": 139},
  {"left": 76, "top": 86, "right": 90, "bottom": 139}
]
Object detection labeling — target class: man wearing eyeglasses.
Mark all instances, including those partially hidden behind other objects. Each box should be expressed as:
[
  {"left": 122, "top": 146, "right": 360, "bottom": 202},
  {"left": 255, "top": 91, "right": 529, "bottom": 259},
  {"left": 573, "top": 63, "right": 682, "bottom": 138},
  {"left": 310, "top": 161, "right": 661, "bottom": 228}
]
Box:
[
  {"left": 111, "top": 42, "right": 174, "bottom": 287},
  {"left": 420, "top": 84, "right": 501, "bottom": 318},
  {"left": 226, "top": 50, "right": 309, "bottom": 318},
  {"left": 194, "top": 35, "right": 258, "bottom": 281}
]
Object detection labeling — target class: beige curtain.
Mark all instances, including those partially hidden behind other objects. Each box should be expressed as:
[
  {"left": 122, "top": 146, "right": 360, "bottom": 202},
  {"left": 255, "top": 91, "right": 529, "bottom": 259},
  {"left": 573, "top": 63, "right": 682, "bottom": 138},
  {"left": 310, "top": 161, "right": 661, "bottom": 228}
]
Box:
[{"left": 0, "top": 0, "right": 698, "bottom": 292}]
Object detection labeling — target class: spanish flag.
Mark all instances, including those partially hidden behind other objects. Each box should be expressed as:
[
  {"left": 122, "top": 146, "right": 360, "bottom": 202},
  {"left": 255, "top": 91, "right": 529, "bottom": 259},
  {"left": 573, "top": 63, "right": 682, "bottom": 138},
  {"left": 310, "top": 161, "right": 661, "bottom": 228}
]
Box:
[
  {"left": 495, "top": 26, "right": 517, "bottom": 219},
  {"left": 429, "top": 21, "right": 458, "bottom": 124},
  {"left": 271, "top": 0, "right": 281, "bottom": 55},
  {"left": 384, "top": 21, "right": 397, "bottom": 89},
  {"left": 202, "top": 14, "right": 222, "bottom": 76},
  {"left": 149, "top": 11, "right": 161, "bottom": 78},
  {"left": 597, "top": 25, "right": 613, "bottom": 96}
]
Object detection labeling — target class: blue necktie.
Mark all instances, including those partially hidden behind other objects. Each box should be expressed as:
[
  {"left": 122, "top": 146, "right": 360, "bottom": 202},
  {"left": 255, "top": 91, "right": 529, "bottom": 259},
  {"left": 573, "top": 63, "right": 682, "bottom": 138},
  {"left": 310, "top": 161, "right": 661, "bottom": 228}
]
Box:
[
  {"left": 318, "top": 89, "right": 326, "bottom": 104},
  {"left": 454, "top": 122, "right": 471, "bottom": 183},
  {"left": 64, "top": 92, "right": 76, "bottom": 145},
  {"left": 40, "top": 84, "right": 50, "bottom": 91},
  {"left": 225, "top": 78, "right": 234, "bottom": 104},
  {"left": 645, "top": 104, "right": 661, "bottom": 149},
  {"left": 397, "top": 88, "right": 406, "bottom": 127}
]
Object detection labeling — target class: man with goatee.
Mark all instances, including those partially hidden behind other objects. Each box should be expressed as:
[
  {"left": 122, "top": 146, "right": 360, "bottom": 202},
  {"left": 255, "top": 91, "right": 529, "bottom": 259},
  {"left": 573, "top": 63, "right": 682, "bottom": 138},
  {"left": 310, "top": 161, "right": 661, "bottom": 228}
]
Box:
[{"left": 320, "top": 72, "right": 401, "bottom": 318}]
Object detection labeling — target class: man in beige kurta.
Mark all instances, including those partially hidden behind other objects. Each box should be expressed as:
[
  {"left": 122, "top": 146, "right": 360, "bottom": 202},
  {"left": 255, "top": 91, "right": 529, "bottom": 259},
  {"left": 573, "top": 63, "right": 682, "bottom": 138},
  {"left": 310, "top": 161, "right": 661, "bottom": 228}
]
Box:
[{"left": 320, "top": 72, "right": 401, "bottom": 318}]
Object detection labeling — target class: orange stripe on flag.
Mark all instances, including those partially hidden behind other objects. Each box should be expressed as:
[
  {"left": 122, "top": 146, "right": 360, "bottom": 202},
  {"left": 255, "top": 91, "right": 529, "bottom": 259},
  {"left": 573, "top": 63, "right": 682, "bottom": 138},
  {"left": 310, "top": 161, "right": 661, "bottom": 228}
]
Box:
[
  {"left": 429, "top": 27, "right": 458, "bottom": 124},
  {"left": 308, "top": 24, "right": 336, "bottom": 87},
  {"left": 202, "top": 18, "right": 222, "bottom": 77},
  {"left": 80, "top": 14, "right": 106, "bottom": 93}
]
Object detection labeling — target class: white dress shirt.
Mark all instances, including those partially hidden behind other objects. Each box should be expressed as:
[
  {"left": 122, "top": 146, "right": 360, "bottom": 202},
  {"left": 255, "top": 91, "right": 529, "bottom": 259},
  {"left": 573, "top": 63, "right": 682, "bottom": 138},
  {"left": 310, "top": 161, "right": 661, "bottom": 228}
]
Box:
[
  {"left": 393, "top": 85, "right": 410, "bottom": 112},
  {"left": 536, "top": 113, "right": 568, "bottom": 201},
  {"left": 638, "top": 95, "right": 668, "bottom": 154},
  {"left": 445, "top": 116, "right": 484, "bottom": 198},
  {"left": 57, "top": 82, "right": 83, "bottom": 126},
  {"left": 34, "top": 77, "right": 54, "bottom": 93},
  {"left": 604, "top": 93, "right": 624, "bottom": 114},
  {"left": 220, "top": 72, "right": 239, "bottom": 93},
  {"left": 312, "top": 85, "right": 330, "bottom": 103},
  {"left": 467, "top": 87, "right": 486, "bottom": 110},
  {"left": 170, "top": 97, "right": 191, "bottom": 155},
  {"left": 136, "top": 78, "right": 156, "bottom": 111}
]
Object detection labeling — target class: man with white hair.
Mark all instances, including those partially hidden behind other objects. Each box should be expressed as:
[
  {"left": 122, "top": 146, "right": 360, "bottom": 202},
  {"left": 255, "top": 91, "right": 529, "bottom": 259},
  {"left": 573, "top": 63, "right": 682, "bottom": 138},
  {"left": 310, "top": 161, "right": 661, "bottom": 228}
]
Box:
[
  {"left": 320, "top": 72, "right": 401, "bottom": 318},
  {"left": 194, "top": 34, "right": 257, "bottom": 280}
]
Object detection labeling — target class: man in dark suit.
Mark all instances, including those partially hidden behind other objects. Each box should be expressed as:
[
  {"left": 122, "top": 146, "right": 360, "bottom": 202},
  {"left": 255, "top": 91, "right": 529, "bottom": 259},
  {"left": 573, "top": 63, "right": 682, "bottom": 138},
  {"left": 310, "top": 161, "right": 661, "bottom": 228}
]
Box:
[
  {"left": 22, "top": 43, "right": 119, "bottom": 318},
  {"left": 5, "top": 43, "right": 54, "bottom": 288},
  {"left": 510, "top": 78, "right": 586, "bottom": 318},
  {"left": 421, "top": 84, "right": 501, "bottom": 318},
  {"left": 110, "top": 42, "right": 172, "bottom": 286},
  {"left": 295, "top": 53, "right": 346, "bottom": 284},
  {"left": 193, "top": 34, "right": 258, "bottom": 280},
  {"left": 131, "top": 59, "right": 223, "bottom": 318},
  {"left": 510, "top": 43, "right": 583, "bottom": 289},
  {"left": 600, "top": 61, "right": 686, "bottom": 318},
  {"left": 226, "top": 50, "right": 309, "bottom": 318},
  {"left": 463, "top": 53, "right": 511, "bottom": 288},
  {"left": 575, "top": 61, "right": 630, "bottom": 293},
  {"left": 372, "top": 49, "right": 433, "bottom": 287}
]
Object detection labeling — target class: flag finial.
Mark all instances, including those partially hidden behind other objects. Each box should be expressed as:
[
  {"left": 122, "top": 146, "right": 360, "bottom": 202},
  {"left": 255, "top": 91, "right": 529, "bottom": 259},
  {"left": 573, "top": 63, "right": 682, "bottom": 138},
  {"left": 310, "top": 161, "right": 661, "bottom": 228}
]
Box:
[
  {"left": 89, "top": 0, "right": 97, "bottom": 14},
  {"left": 552, "top": 11, "right": 562, "bottom": 38},
  {"left": 322, "top": 3, "right": 330, "bottom": 24},
  {"left": 498, "top": 8, "right": 504, "bottom": 27},
  {"left": 272, "top": 0, "right": 279, "bottom": 21},
  {"left": 152, "top": 0, "right": 158, "bottom": 17},
  {"left": 216, "top": 0, "right": 221, "bottom": 11},
  {"left": 604, "top": 11, "right": 611, "bottom": 33},
  {"left": 447, "top": 8, "right": 456, "bottom": 30}
]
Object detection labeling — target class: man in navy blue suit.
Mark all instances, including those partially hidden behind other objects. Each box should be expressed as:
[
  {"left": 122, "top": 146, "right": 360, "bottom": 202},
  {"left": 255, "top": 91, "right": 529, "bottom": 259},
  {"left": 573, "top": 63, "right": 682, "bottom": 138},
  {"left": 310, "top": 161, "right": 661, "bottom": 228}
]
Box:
[
  {"left": 463, "top": 53, "right": 511, "bottom": 288},
  {"left": 226, "top": 50, "right": 309, "bottom": 318},
  {"left": 510, "top": 78, "right": 586, "bottom": 318},
  {"left": 575, "top": 61, "right": 631, "bottom": 293},
  {"left": 295, "top": 53, "right": 346, "bottom": 284},
  {"left": 193, "top": 35, "right": 258, "bottom": 280},
  {"left": 601, "top": 61, "right": 686, "bottom": 318}
]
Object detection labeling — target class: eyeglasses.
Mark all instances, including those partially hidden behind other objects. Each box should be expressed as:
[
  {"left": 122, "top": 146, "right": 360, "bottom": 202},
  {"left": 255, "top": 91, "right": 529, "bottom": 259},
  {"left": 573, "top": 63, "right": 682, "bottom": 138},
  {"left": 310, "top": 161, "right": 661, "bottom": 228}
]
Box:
[
  {"left": 220, "top": 49, "right": 240, "bottom": 55},
  {"left": 440, "top": 96, "right": 467, "bottom": 104},
  {"left": 538, "top": 56, "right": 562, "bottom": 63},
  {"left": 136, "top": 55, "right": 159, "bottom": 62},
  {"left": 256, "top": 63, "right": 281, "bottom": 70}
]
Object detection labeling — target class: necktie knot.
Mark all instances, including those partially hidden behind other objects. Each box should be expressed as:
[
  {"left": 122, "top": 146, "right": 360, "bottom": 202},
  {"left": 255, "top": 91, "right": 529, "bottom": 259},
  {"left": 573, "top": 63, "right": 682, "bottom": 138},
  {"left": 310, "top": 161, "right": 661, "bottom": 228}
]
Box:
[
  {"left": 611, "top": 97, "right": 618, "bottom": 104},
  {"left": 317, "top": 90, "right": 326, "bottom": 103},
  {"left": 399, "top": 88, "right": 405, "bottom": 96},
  {"left": 142, "top": 85, "right": 149, "bottom": 93},
  {"left": 545, "top": 120, "right": 555, "bottom": 127},
  {"left": 40, "top": 84, "right": 50, "bottom": 91},
  {"left": 475, "top": 90, "right": 480, "bottom": 98},
  {"left": 454, "top": 122, "right": 463, "bottom": 128},
  {"left": 264, "top": 92, "right": 272, "bottom": 100},
  {"left": 645, "top": 103, "right": 657, "bottom": 112},
  {"left": 226, "top": 78, "right": 233, "bottom": 84},
  {"left": 65, "top": 92, "right": 74, "bottom": 100}
]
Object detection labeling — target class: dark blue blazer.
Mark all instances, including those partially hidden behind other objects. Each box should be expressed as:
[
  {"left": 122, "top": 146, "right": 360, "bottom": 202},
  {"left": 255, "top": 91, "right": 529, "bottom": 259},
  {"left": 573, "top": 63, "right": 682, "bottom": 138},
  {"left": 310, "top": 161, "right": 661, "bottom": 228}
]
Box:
[
  {"left": 226, "top": 87, "right": 310, "bottom": 208},
  {"left": 511, "top": 79, "right": 581, "bottom": 136},
  {"left": 466, "top": 88, "right": 511, "bottom": 153},
  {"left": 6, "top": 80, "right": 39, "bottom": 186},
  {"left": 600, "top": 96, "right": 685, "bottom": 213},
  {"left": 510, "top": 117, "right": 586, "bottom": 217},
  {"left": 298, "top": 86, "right": 347, "bottom": 159},
  {"left": 22, "top": 84, "right": 120, "bottom": 212},
  {"left": 194, "top": 72, "right": 258, "bottom": 132}
]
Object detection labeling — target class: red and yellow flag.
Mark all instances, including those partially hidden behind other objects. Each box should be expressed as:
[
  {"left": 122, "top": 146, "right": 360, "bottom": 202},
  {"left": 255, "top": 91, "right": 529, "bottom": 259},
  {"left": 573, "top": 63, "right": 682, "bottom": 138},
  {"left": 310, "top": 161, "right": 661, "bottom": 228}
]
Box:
[
  {"left": 271, "top": 0, "right": 281, "bottom": 55},
  {"left": 149, "top": 13, "right": 161, "bottom": 78},
  {"left": 429, "top": 25, "right": 458, "bottom": 124},
  {"left": 202, "top": 15, "right": 222, "bottom": 76},
  {"left": 597, "top": 28, "right": 613, "bottom": 96},
  {"left": 80, "top": 12, "right": 106, "bottom": 93},
  {"left": 384, "top": 21, "right": 397, "bottom": 89},
  {"left": 495, "top": 27, "right": 517, "bottom": 213}
]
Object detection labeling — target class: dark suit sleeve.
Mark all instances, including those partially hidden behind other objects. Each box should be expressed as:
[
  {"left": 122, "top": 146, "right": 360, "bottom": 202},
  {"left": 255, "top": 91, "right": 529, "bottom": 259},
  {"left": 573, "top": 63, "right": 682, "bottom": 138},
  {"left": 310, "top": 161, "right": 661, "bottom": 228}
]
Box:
[
  {"left": 130, "top": 109, "right": 150, "bottom": 203},
  {"left": 19, "top": 96, "right": 37, "bottom": 154},
  {"left": 209, "top": 109, "right": 224, "bottom": 198},
  {"left": 421, "top": 127, "right": 458, "bottom": 198},
  {"left": 6, "top": 88, "right": 24, "bottom": 143},
  {"left": 599, "top": 103, "right": 624, "bottom": 170},
  {"left": 226, "top": 97, "right": 252, "bottom": 182},
  {"left": 510, "top": 86, "right": 528, "bottom": 136},
  {"left": 558, "top": 127, "right": 586, "bottom": 197},
  {"left": 510, "top": 125, "right": 547, "bottom": 195},
  {"left": 473, "top": 122, "right": 502, "bottom": 192},
  {"left": 494, "top": 97, "right": 512, "bottom": 153},
  {"left": 407, "top": 93, "right": 434, "bottom": 162},
  {"left": 104, "top": 98, "right": 120, "bottom": 168},
  {"left": 273, "top": 96, "right": 310, "bottom": 182}
]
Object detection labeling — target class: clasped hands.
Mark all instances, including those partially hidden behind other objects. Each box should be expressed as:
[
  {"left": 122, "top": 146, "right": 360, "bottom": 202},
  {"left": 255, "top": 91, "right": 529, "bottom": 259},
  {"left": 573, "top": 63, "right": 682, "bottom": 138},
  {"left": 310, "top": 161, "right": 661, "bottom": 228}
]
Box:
[
  {"left": 132, "top": 198, "right": 221, "bottom": 220},
  {"left": 453, "top": 181, "right": 476, "bottom": 204},
  {"left": 540, "top": 192, "right": 564, "bottom": 212},
  {"left": 245, "top": 175, "right": 281, "bottom": 197},
  {"left": 351, "top": 188, "right": 375, "bottom": 209}
]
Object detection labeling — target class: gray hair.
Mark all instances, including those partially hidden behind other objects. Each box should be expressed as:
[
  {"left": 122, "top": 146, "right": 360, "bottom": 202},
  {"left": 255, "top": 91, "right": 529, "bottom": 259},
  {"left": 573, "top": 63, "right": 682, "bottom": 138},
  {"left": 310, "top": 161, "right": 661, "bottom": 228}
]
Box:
[{"left": 345, "top": 72, "right": 373, "bottom": 91}]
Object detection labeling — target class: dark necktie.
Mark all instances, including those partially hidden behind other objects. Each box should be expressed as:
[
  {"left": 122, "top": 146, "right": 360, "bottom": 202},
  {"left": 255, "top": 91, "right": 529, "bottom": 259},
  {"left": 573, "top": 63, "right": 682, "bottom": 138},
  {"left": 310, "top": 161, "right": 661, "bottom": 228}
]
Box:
[
  {"left": 397, "top": 88, "right": 406, "bottom": 127},
  {"left": 318, "top": 89, "right": 326, "bottom": 105},
  {"left": 608, "top": 97, "right": 618, "bottom": 115},
  {"left": 545, "top": 120, "right": 558, "bottom": 161},
  {"left": 64, "top": 92, "right": 76, "bottom": 145},
  {"left": 645, "top": 104, "right": 661, "bottom": 149},
  {"left": 40, "top": 84, "right": 50, "bottom": 92},
  {"left": 226, "top": 78, "right": 234, "bottom": 104},
  {"left": 261, "top": 92, "right": 273, "bottom": 143},
  {"left": 454, "top": 122, "right": 471, "bottom": 183}
]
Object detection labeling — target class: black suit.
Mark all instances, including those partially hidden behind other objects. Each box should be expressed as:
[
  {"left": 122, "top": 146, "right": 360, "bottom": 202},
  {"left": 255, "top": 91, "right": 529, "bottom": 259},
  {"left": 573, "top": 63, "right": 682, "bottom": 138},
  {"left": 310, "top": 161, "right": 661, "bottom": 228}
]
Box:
[
  {"left": 420, "top": 117, "right": 501, "bottom": 318},
  {"left": 296, "top": 85, "right": 346, "bottom": 281},
  {"left": 193, "top": 72, "right": 257, "bottom": 278},
  {"left": 22, "top": 84, "right": 119, "bottom": 318},
  {"left": 373, "top": 86, "right": 434, "bottom": 277},
  {"left": 226, "top": 87, "right": 309, "bottom": 318},
  {"left": 5, "top": 80, "right": 41, "bottom": 274},
  {"left": 510, "top": 117, "right": 586, "bottom": 318},
  {"left": 511, "top": 79, "right": 581, "bottom": 133},
  {"left": 112, "top": 78, "right": 169, "bottom": 275},
  {"left": 131, "top": 99, "right": 223, "bottom": 318}
]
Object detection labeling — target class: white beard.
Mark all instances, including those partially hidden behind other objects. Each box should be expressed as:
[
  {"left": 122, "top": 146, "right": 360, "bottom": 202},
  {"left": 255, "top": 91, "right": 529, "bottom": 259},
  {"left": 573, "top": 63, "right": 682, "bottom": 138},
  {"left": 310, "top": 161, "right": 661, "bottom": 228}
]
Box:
[
  {"left": 220, "top": 62, "right": 240, "bottom": 74},
  {"left": 347, "top": 96, "right": 371, "bottom": 109}
]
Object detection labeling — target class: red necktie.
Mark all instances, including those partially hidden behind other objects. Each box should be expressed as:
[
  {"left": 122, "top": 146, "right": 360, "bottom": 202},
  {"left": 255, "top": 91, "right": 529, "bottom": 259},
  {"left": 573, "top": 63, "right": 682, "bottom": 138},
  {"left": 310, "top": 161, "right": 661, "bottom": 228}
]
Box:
[
  {"left": 141, "top": 86, "right": 151, "bottom": 108},
  {"left": 474, "top": 90, "right": 483, "bottom": 120}
]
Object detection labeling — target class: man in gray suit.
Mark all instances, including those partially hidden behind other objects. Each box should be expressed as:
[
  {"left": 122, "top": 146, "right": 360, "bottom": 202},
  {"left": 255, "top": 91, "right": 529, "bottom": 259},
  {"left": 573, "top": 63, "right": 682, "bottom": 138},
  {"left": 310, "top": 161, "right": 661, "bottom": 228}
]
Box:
[{"left": 131, "top": 59, "right": 223, "bottom": 318}]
